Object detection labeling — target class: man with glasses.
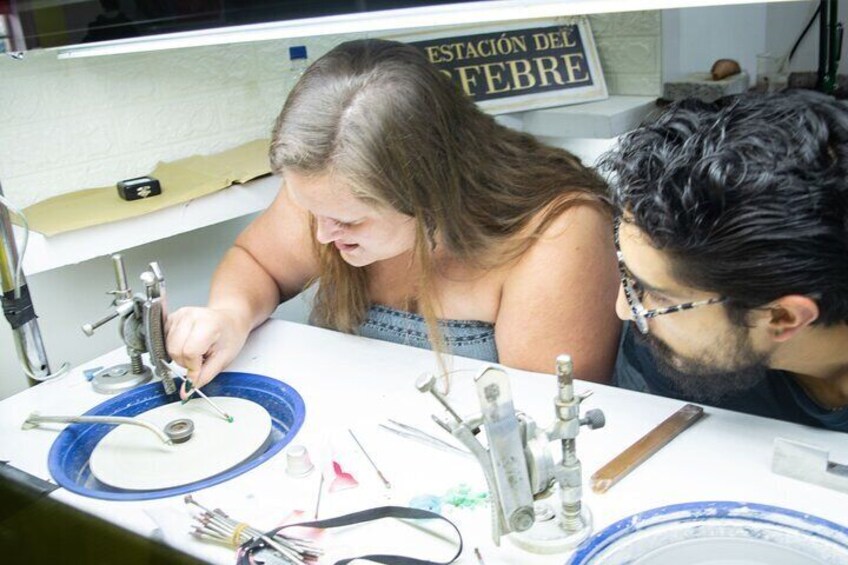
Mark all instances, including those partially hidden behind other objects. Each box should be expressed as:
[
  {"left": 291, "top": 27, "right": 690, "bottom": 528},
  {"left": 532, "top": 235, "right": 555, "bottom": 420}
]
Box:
[{"left": 597, "top": 89, "right": 848, "bottom": 432}]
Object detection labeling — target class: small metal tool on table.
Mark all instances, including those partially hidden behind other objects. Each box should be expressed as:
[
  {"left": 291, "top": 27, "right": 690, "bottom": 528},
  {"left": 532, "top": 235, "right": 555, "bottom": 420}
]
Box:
[
  {"left": 772, "top": 437, "right": 848, "bottom": 494},
  {"left": 379, "top": 419, "right": 471, "bottom": 456},
  {"left": 349, "top": 429, "right": 391, "bottom": 489}
]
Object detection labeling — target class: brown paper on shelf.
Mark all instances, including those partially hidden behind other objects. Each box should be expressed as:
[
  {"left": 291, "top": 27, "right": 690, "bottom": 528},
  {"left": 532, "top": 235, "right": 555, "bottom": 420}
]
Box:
[{"left": 22, "top": 138, "right": 272, "bottom": 237}]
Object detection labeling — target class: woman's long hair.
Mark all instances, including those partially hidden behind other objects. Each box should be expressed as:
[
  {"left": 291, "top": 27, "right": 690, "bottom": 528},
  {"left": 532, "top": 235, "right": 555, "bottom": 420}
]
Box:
[{"left": 269, "top": 38, "right": 609, "bottom": 343}]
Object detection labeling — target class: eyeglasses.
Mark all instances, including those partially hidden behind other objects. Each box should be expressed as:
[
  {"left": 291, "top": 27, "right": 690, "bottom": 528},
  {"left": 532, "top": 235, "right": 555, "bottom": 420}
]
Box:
[{"left": 614, "top": 218, "right": 726, "bottom": 334}]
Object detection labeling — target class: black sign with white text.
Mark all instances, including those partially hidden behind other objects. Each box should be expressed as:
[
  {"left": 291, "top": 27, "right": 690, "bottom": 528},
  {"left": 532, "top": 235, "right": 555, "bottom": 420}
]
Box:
[{"left": 411, "top": 25, "right": 595, "bottom": 103}]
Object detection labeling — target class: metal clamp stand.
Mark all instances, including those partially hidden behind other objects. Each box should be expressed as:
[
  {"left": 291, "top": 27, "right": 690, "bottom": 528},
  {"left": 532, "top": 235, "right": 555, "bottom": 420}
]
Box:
[
  {"left": 0, "top": 181, "right": 68, "bottom": 383},
  {"left": 418, "top": 354, "right": 604, "bottom": 553},
  {"left": 82, "top": 254, "right": 176, "bottom": 395}
]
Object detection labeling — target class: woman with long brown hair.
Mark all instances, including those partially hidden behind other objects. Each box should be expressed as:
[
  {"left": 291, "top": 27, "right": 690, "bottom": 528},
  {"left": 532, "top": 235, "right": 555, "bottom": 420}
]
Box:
[{"left": 166, "top": 38, "right": 621, "bottom": 391}]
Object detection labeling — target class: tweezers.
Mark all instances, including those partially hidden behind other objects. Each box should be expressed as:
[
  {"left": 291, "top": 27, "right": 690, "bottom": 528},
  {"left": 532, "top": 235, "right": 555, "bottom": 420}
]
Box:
[{"left": 379, "top": 419, "right": 471, "bottom": 457}]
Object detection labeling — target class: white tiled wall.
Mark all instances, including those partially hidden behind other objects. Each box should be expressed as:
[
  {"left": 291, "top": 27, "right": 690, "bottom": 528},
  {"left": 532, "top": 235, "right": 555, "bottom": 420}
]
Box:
[
  {"left": 589, "top": 11, "right": 662, "bottom": 96},
  {"left": 0, "top": 36, "right": 350, "bottom": 206}
]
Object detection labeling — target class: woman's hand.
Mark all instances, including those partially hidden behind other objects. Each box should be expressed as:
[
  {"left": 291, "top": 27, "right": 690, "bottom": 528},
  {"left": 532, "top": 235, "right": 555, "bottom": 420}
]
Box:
[{"left": 165, "top": 306, "right": 251, "bottom": 397}]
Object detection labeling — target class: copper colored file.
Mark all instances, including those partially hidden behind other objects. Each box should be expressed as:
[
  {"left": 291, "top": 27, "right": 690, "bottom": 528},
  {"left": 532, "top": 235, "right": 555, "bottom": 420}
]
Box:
[{"left": 591, "top": 403, "right": 705, "bottom": 494}]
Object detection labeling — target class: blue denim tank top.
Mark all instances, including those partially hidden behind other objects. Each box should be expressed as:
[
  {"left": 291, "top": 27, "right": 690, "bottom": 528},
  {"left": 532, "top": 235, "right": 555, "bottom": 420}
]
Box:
[{"left": 358, "top": 304, "right": 498, "bottom": 363}]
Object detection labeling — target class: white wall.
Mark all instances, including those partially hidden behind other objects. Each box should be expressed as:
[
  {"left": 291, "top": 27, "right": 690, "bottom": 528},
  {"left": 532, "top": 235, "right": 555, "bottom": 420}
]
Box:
[
  {"left": 662, "top": 1, "right": 847, "bottom": 84},
  {"left": 766, "top": 0, "right": 848, "bottom": 75},
  {"left": 662, "top": 3, "right": 769, "bottom": 83},
  {"left": 0, "top": 38, "right": 339, "bottom": 207}
]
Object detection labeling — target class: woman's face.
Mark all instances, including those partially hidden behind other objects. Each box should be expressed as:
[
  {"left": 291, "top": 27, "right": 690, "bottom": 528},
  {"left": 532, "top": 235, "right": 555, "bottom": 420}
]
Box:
[{"left": 285, "top": 170, "right": 417, "bottom": 267}]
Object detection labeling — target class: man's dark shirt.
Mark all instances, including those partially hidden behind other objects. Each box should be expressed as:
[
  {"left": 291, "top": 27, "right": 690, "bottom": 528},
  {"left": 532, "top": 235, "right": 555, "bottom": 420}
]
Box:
[{"left": 613, "top": 323, "right": 848, "bottom": 432}]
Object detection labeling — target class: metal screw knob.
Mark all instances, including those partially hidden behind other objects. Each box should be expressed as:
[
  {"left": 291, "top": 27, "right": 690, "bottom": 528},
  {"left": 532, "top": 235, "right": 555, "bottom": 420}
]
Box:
[
  {"left": 509, "top": 506, "right": 536, "bottom": 532},
  {"left": 580, "top": 409, "right": 605, "bottom": 430},
  {"left": 415, "top": 372, "right": 436, "bottom": 393},
  {"left": 416, "top": 372, "right": 464, "bottom": 424},
  {"left": 555, "top": 354, "right": 573, "bottom": 376}
]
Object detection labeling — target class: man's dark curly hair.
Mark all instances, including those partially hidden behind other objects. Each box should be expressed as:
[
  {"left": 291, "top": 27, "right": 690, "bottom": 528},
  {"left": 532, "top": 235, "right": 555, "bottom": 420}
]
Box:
[{"left": 598, "top": 89, "right": 848, "bottom": 326}]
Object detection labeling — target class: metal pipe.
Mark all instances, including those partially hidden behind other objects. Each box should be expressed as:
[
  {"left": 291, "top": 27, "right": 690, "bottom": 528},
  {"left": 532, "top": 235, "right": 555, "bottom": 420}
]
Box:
[
  {"left": 22, "top": 412, "right": 173, "bottom": 445},
  {"left": 818, "top": 0, "right": 840, "bottom": 93},
  {"left": 554, "top": 354, "right": 586, "bottom": 533},
  {"left": 111, "top": 254, "right": 132, "bottom": 301},
  {"left": 0, "top": 182, "right": 55, "bottom": 384}
]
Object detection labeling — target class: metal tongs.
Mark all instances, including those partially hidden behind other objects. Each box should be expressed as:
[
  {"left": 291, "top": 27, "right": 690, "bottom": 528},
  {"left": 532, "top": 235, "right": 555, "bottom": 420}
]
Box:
[{"left": 379, "top": 419, "right": 471, "bottom": 457}]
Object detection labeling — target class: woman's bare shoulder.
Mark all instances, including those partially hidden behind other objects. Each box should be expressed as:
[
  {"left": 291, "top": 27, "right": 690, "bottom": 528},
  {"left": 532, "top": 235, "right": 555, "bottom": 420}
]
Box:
[
  {"left": 513, "top": 199, "right": 613, "bottom": 269},
  {"left": 235, "top": 182, "right": 319, "bottom": 289},
  {"left": 542, "top": 197, "right": 611, "bottom": 239}
]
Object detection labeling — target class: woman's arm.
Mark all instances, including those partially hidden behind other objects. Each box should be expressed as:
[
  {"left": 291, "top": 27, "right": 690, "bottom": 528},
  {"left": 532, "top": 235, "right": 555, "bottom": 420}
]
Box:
[
  {"left": 166, "top": 183, "right": 319, "bottom": 388},
  {"left": 495, "top": 203, "right": 621, "bottom": 382}
]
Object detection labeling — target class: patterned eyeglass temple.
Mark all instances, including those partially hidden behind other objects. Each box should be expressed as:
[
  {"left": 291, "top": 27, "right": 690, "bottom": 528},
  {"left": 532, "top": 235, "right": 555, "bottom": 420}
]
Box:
[{"left": 614, "top": 217, "right": 726, "bottom": 334}]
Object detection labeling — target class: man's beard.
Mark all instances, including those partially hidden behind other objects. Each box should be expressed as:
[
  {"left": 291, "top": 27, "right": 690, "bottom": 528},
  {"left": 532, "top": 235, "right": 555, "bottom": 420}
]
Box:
[{"left": 633, "top": 326, "right": 770, "bottom": 403}]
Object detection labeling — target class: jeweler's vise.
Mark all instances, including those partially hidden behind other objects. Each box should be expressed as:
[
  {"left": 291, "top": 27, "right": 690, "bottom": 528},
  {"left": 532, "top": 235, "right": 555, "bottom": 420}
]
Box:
[
  {"left": 418, "top": 354, "right": 604, "bottom": 552},
  {"left": 81, "top": 254, "right": 176, "bottom": 395}
]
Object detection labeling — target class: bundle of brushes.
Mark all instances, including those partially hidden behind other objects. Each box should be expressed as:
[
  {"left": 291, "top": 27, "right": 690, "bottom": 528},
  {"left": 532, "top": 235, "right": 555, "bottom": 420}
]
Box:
[{"left": 184, "top": 495, "right": 322, "bottom": 564}]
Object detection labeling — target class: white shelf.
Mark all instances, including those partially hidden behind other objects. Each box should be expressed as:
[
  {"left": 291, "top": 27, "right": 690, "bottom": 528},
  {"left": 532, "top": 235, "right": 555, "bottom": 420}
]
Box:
[
  {"left": 17, "top": 175, "right": 280, "bottom": 276},
  {"left": 516, "top": 95, "right": 658, "bottom": 138}
]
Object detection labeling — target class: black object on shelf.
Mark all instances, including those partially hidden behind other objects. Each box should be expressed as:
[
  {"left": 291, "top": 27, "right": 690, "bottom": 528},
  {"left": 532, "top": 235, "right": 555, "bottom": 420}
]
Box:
[{"left": 117, "top": 176, "right": 161, "bottom": 201}]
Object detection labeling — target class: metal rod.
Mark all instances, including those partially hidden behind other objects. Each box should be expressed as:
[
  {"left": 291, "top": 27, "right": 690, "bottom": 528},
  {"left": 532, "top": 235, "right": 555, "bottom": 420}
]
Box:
[
  {"left": 22, "top": 412, "right": 173, "bottom": 444},
  {"left": 190, "top": 386, "right": 234, "bottom": 423},
  {"left": 183, "top": 384, "right": 199, "bottom": 402},
  {"left": 167, "top": 361, "right": 232, "bottom": 423},
  {"left": 415, "top": 373, "right": 465, "bottom": 423},
  {"left": 348, "top": 429, "right": 391, "bottom": 489},
  {"left": 111, "top": 254, "right": 132, "bottom": 301},
  {"left": 0, "top": 182, "right": 55, "bottom": 384},
  {"left": 398, "top": 518, "right": 457, "bottom": 545},
  {"left": 314, "top": 472, "right": 324, "bottom": 519},
  {"left": 82, "top": 310, "right": 120, "bottom": 336}
]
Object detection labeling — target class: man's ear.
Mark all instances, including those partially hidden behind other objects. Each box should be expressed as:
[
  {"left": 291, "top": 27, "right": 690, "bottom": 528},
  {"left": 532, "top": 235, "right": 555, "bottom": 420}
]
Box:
[{"left": 766, "top": 296, "right": 820, "bottom": 342}]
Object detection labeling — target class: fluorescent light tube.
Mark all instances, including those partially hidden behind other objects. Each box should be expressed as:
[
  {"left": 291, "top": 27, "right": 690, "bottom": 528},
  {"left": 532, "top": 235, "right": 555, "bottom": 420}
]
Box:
[{"left": 56, "top": 0, "right": 806, "bottom": 59}]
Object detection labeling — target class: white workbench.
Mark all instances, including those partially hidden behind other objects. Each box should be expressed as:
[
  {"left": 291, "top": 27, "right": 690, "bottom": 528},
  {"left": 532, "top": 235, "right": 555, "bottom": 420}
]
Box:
[{"left": 1, "top": 320, "right": 846, "bottom": 563}]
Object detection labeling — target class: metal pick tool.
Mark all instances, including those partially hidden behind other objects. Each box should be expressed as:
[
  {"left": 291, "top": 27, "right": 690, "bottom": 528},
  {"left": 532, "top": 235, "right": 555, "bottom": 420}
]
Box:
[
  {"left": 348, "top": 429, "right": 391, "bottom": 489},
  {"left": 166, "top": 361, "right": 233, "bottom": 423},
  {"left": 189, "top": 385, "right": 234, "bottom": 423}
]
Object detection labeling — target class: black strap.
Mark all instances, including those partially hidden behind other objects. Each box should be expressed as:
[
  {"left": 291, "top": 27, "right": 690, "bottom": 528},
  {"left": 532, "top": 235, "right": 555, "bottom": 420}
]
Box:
[
  {"left": 237, "top": 505, "right": 463, "bottom": 565},
  {"left": 2, "top": 284, "right": 37, "bottom": 330}
]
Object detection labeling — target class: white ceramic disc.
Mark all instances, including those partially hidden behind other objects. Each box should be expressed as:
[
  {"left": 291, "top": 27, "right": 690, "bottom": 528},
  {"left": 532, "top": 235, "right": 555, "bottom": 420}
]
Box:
[{"left": 89, "top": 397, "right": 272, "bottom": 491}]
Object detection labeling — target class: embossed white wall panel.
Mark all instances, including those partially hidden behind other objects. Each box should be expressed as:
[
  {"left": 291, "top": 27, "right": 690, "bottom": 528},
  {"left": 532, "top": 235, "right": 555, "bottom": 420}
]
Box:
[{"left": 0, "top": 36, "right": 350, "bottom": 207}]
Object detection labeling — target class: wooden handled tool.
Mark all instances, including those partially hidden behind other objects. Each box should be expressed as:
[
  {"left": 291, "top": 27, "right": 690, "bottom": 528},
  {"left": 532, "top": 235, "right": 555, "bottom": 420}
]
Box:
[{"left": 591, "top": 403, "right": 705, "bottom": 494}]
